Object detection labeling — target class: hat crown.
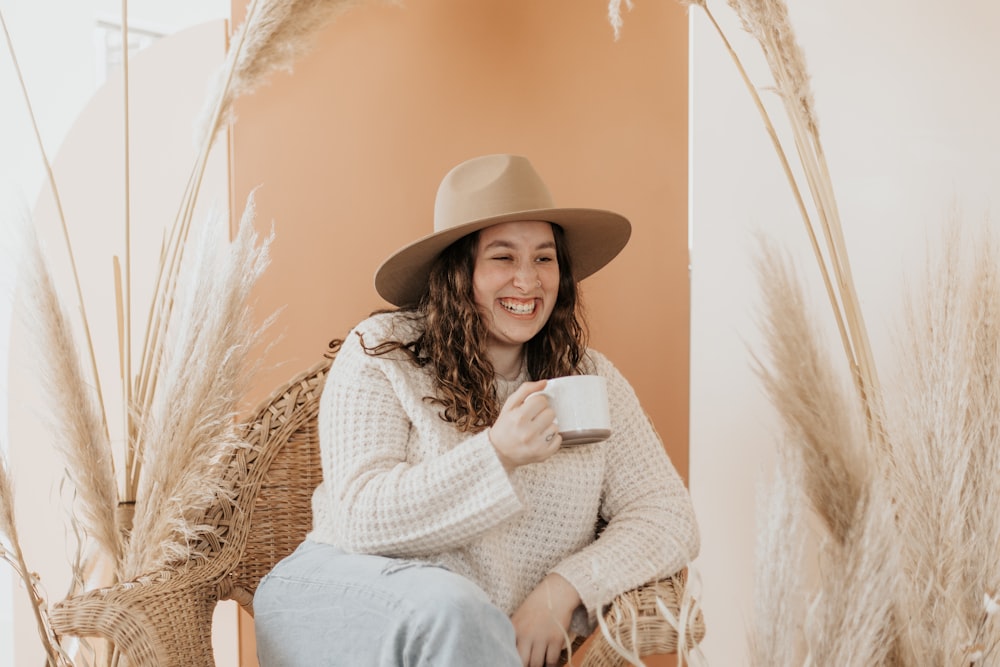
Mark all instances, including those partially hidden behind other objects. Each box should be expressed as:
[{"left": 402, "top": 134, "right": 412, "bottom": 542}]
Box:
[{"left": 434, "top": 154, "right": 555, "bottom": 233}]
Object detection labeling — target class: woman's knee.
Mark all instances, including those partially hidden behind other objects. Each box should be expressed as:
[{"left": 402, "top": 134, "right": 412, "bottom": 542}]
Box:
[
  {"left": 386, "top": 563, "right": 513, "bottom": 636},
  {"left": 380, "top": 563, "right": 518, "bottom": 664},
  {"left": 382, "top": 560, "right": 493, "bottom": 612}
]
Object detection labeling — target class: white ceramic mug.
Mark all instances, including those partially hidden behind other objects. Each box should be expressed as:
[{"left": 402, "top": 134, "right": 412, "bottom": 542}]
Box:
[{"left": 537, "top": 375, "right": 611, "bottom": 446}]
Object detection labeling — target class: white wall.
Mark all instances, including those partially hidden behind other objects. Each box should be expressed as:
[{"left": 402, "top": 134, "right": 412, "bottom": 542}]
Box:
[
  {"left": 690, "top": 1, "right": 1000, "bottom": 664},
  {"left": 0, "top": 4, "right": 228, "bottom": 666},
  {"left": 0, "top": 1, "right": 229, "bottom": 219}
]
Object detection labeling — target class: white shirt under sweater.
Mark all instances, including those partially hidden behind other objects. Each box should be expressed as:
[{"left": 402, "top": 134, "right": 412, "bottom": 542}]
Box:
[{"left": 308, "top": 312, "right": 699, "bottom": 633}]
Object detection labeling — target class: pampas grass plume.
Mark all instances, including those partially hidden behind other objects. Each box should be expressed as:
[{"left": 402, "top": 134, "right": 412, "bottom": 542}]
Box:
[
  {"left": 0, "top": 450, "right": 19, "bottom": 561},
  {"left": 607, "top": 0, "right": 633, "bottom": 39},
  {"left": 753, "top": 239, "right": 869, "bottom": 544},
  {"left": 17, "top": 216, "right": 121, "bottom": 569},
  {"left": 124, "top": 195, "right": 271, "bottom": 578},
  {"left": 725, "top": 0, "right": 816, "bottom": 132},
  {"left": 882, "top": 219, "right": 1000, "bottom": 663},
  {"left": 199, "top": 0, "right": 378, "bottom": 143}
]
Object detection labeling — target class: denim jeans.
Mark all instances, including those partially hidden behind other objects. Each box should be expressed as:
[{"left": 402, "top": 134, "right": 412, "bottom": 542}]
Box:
[{"left": 254, "top": 539, "right": 523, "bottom": 666}]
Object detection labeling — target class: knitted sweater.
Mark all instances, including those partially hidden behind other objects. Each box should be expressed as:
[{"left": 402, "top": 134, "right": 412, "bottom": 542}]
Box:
[{"left": 308, "top": 312, "right": 699, "bottom": 632}]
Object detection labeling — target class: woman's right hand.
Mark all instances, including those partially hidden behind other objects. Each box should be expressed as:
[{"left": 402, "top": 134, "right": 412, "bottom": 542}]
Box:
[{"left": 488, "top": 380, "right": 562, "bottom": 472}]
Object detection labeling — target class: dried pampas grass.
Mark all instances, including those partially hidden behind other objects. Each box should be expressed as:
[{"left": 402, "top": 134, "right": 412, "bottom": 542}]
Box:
[
  {"left": 16, "top": 215, "right": 121, "bottom": 569},
  {"left": 124, "top": 197, "right": 271, "bottom": 578},
  {"left": 727, "top": 0, "right": 1000, "bottom": 659},
  {"left": 752, "top": 241, "right": 870, "bottom": 544},
  {"left": 0, "top": 451, "right": 15, "bottom": 546},
  {"left": 199, "top": 0, "right": 377, "bottom": 143},
  {"left": 606, "top": 0, "right": 633, "bottom": 39},
  {"left": 803, "top": 485, "right": 899, "bottom": 667},
  {"left": 753, "top": 216, "right": 1000, "bottom": 665},
  {"left": 752, "top": 243, "right": 901, "bottom": 666},
  {"left": 881, "top": 219, "right": 1000, "bottom": 664},
  {"left": 604, "top": 0, "right": 1000, "bottom": 664}
]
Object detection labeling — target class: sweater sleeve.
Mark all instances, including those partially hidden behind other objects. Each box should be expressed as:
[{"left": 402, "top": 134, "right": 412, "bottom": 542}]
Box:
[
  {"left": 550, "top": 352, "right": 700, "bottom": 624},
  {"left": 309, "top": 318, "right": 523, "bottom": 558}
]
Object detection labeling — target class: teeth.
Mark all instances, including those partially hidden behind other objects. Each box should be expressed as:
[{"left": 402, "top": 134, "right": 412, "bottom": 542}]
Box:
[{"left": 500, "top": 299, "right": 535, "bottom": 315}]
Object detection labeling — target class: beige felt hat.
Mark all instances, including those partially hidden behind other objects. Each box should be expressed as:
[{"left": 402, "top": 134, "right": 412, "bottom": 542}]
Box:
[{"left": 374, "top": 153, "right": 632, "bottom": 307}]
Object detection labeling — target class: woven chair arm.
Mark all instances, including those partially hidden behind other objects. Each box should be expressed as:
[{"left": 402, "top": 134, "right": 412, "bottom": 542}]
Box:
[
  {"left": 580, "top": 571, "right": 706, "bottom": 667},
  {"left": 49, "top": 567, "right": 223, "bottom": 667}
]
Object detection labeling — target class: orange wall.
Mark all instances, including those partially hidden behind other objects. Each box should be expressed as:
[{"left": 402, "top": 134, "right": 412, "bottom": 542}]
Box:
[
  {"left": 229, "top": 1, "right": 687, "bottom": 664},
  {"left": 230, "top": 0, "right": 689, "bottom": 459}
]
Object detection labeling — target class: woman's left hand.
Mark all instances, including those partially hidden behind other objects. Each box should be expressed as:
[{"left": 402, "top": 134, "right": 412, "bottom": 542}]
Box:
[{"left": 510, "top": 573, "right": 582, "bottom": 667}]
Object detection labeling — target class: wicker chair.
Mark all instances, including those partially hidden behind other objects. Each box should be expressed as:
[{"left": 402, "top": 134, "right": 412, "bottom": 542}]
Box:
[{"left": 49, "top": 355, "right": 703, "bottom": 666}]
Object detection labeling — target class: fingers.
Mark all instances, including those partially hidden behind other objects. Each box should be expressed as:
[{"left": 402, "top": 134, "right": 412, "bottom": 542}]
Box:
[
  {"left": 543, "top": 426, "right": 562, "bottom": 449},
  {"left": 511, "top": 401, "right": 559, "bottom": 451},
  {"left": 499, "top": 380, "right": 556, "bottom": 437},
  {"left": 516, "top": 638, "right": 541, "bottom": 667},
  {"left": 503, "top": 380, "right": 548, "bottom": 410},
  {"left": 516, "top": 637, "right": 567, "bottom": 667},
  {"left": 517, "top": 641, "right": 529, "bottom": 666},
  {"left": 491, "top": 379, "right": 563, "bottom": 472}
]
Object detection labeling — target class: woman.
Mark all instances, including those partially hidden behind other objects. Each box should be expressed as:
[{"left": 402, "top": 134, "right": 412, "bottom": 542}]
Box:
[{"left": 254, "top": 154, "right": 699, "bottom": 667}]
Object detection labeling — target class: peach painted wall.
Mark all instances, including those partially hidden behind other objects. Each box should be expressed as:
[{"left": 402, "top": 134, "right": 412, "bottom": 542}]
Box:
[{"left": 228, "top": 0, "right": 688, "bottom": 664}]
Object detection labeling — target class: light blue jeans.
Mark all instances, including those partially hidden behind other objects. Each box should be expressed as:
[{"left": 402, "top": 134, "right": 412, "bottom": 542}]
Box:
[{"left": 254, "top": 539, "right": 523, "bottom": 666}]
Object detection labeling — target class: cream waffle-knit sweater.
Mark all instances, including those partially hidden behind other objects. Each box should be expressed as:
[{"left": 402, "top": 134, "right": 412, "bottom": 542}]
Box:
[{"left": 309, "top": 312, "right": 699, "bottom": 631}]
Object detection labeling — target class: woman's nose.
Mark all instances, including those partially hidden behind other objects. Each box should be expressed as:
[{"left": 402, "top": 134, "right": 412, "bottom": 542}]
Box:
[{"left": 512, "top": 262, "right": 538, "bottom": 291}]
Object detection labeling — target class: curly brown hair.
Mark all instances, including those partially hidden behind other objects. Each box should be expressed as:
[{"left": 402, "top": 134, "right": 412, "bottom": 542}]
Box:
[{"left": 357, "top": 223, "right": 589, "bottom": 432}]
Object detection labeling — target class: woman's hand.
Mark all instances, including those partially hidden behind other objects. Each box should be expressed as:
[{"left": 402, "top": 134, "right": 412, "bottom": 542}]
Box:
[
  {"left": 510, "top": 573, "right": 581, "bottom": 667},
  {"left": 489, "top": 380, "right": 562, "bottom": 472}
]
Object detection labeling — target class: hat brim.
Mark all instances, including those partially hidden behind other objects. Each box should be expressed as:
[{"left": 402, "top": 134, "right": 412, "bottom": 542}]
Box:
[{"left": 374, "top": 208, "right": 632, "bottom": 307}]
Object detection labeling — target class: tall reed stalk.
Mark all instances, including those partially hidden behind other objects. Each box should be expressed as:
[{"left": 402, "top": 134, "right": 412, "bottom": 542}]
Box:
[{"left": 117, "top": 0, "right": 135, "bottom": 503}]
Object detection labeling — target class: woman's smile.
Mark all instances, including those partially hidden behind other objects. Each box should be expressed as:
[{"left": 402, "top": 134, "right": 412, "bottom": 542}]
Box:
[
  {"left": 473, "top": 220, "right": 560, "bottom": 353},
  {"left": 498, "top": 297, "right": 539, "bottom": 316}
]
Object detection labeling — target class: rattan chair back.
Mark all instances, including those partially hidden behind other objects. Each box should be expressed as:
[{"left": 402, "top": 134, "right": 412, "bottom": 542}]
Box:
[{"left": 225, "top": 358, "right": 330, "bottom": 608}]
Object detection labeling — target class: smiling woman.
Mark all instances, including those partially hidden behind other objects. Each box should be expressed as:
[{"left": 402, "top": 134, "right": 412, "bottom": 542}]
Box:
[{"left": 252, "top": 153, "right": 699, "bottom": 667}]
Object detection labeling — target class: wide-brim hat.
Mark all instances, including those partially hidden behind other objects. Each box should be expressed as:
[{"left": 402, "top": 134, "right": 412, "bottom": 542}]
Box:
[{"left": 374, "top": 153, "right": 632, "bottom": 307}]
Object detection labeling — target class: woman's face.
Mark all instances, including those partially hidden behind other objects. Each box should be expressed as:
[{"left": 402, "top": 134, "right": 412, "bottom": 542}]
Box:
[{"left": 473, "top": 220, "right": 560, "bottom": 352}]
